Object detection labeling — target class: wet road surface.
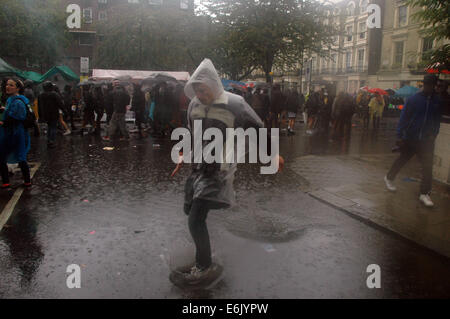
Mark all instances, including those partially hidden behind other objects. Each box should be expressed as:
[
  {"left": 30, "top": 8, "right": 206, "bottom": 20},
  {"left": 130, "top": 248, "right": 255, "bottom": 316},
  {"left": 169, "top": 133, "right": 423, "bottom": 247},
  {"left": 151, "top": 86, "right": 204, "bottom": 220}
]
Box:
[{"left": 0, "top": 121, "right": 449, "bottom": 298}]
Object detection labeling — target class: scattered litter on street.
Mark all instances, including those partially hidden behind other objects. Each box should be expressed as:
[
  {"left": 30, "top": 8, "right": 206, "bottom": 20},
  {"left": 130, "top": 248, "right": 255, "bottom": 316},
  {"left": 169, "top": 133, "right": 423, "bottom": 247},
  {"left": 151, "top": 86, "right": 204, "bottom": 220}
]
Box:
[
  {"left": 262, "top": 244, "right": 276, "bottom": 253},
  {"left": 103, "top": 147, "right": 115, "bottom": 151},
  {"left": 403, "top": 177, "right": 419, "bottom": 183}
]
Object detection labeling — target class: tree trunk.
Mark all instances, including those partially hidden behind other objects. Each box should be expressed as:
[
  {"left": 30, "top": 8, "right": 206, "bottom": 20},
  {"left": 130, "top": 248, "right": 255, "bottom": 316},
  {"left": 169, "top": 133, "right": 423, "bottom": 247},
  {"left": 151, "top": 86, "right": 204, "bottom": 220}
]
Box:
[{"left": 264, "top": 54, "right": 274, "bottom": 83}]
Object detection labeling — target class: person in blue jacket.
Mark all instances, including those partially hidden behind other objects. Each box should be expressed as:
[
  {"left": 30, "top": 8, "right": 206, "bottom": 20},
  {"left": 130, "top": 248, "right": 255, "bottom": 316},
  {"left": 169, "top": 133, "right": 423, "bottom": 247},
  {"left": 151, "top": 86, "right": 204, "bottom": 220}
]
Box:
[
  {"left": 0, "top": 77, "right": 31, "bottom": 188},
  {"left": 384, "top": 75, "right": 441, "bottom": 207}
]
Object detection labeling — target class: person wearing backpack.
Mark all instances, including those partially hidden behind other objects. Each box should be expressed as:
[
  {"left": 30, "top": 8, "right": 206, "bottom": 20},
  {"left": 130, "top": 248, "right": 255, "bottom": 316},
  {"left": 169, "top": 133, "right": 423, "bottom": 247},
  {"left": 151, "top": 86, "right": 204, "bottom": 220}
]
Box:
[
  {"left": 23, "top": 80, "right": 40, "bottom": 137},
  {"left": 38, "top": 81, "right": 64, "bottom": 148},
  {"left": 0, "top": 77, "right": 31, "bottom": 188},
  {"left": 332, "top": 92, "right": 355, "bottom": 140}
]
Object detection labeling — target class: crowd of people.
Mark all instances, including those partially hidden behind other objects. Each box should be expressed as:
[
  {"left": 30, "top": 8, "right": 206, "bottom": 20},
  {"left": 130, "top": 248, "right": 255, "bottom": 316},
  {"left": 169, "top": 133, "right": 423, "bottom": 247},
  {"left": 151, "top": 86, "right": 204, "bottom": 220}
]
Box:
[
  {"left": 0, "top": 65, "right": 449, "bottom": 289},
  {"left": 228, "top": 84, "right": 305, "bottom": 136},
  {"left": 0, "top": 73, "right": 448, "bottom": 190}
]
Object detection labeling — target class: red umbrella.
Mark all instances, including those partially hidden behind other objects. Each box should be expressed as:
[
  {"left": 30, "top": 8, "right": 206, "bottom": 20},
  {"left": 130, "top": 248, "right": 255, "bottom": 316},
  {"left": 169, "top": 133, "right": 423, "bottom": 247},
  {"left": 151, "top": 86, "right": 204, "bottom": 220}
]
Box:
[
  {"left": 426, "top": 68, "right": 450, "bottom": 74},
  {"left": 230, "top": 83, "right": 247, "bottom": 92},
  {"left": 425, "top": 62, "right": 450, "bottom": 74},
  {"left": 368, "top": 88, "right": 388, "bottom": 95}
]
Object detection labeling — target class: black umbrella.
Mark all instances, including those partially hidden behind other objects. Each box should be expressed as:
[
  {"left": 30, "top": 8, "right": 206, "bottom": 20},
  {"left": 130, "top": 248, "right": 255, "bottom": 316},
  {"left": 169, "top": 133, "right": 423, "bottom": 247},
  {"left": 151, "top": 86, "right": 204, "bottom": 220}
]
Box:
[
  {"left": 77, "top": 80, "right": 95, "bottom": 87},
  {"left": 386, "top": 89, "right": 396, "bottom": 95},
  {"left": 141, "top": 73, "right": 179, "bottom": 92}
]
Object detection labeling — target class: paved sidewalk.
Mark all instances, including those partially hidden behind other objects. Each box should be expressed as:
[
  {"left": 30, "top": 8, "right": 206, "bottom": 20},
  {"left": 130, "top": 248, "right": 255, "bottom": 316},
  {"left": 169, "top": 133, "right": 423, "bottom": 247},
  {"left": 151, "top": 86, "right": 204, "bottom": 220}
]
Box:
[{"left": 290, "top": 153, "right": 450, "bottom": 258}]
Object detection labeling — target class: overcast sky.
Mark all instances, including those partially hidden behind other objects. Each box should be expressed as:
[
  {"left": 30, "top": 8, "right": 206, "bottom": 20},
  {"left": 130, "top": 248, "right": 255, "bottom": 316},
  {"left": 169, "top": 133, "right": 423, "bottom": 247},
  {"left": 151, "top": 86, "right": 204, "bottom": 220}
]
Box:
[{"left": 193, "top": 0, "right": 342, "bottom": 11}]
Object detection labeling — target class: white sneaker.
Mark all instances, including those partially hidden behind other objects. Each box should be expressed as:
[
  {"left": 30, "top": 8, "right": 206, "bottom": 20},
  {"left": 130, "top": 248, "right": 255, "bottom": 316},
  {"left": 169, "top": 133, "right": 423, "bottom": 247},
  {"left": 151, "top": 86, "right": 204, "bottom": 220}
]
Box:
[
  {"left": 63, "top": 130, "right": 71, "bottom": 136},
  {"left": 384, "top": 176, "right": 397, "bottom": 192},
  {"left": 419, "top": 194, "right": 434, "bottom": 207}
]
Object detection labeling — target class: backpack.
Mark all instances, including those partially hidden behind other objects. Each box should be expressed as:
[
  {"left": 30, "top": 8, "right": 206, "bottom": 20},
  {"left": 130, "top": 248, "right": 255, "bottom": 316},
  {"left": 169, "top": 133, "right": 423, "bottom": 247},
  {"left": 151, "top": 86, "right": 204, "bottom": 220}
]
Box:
[
  {"left": 23, "top": 104, "right": 37, "bottom": 128},
  {"left": 341, "top": 95, "right": 356, "bottom": 115},
  {"left": 17, "top": 97, "right": 37, "bottom": 129}
]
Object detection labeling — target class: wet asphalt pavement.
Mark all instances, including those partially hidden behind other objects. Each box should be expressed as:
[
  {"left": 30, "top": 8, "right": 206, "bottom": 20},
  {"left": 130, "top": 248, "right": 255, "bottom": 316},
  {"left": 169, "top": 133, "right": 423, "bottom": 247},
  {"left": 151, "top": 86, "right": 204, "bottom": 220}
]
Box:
[{"left": 0, "top": 120, "right": 449, "bottom": 298}]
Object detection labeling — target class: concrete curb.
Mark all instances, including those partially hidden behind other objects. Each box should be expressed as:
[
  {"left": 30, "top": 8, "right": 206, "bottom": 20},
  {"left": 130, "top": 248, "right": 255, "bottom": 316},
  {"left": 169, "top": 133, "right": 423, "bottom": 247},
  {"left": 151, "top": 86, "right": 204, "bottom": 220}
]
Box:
[{"left": 306, "top": 188, "right": 450, "bottom": 259}]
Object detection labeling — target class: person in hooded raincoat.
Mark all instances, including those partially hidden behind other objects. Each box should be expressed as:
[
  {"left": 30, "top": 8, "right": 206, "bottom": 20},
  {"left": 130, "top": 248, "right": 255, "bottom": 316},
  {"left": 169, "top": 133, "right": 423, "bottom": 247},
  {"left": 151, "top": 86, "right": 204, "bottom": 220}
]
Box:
[
  {"left": 170, "top": 59, "right": 284, "bottom": 287},
  {"left": 0, "top": 77, "right": 31, "bottom": 188}
]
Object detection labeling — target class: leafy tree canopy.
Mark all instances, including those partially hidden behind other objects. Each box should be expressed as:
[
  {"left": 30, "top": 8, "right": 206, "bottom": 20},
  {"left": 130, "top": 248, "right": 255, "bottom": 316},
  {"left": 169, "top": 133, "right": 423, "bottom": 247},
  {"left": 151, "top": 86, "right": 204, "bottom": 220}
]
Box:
[
  {"left": 0, "top": 0, "right": 71, "bottom": 71},
  {"left": 200, "top": 0, "right": 339, "bottom": 82},
  {"left": 407, "top": 0, "right": 450, "bottom": 70}
]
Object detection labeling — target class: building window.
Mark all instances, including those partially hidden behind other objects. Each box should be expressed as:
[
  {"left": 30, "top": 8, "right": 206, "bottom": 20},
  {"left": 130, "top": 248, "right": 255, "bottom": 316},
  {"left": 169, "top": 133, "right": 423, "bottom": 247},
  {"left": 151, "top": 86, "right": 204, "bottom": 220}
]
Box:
[
  {"left": 79, "top": 33, "right": 95, "bottom": 46},
  {"left": 98, "top": 11, "right": 107, "bottom": 21},
  {"left": 357, "top": 49, "right": 364, "bottom": 69},
  {"left": 331, "top": 54, "right": 337, "bottom": 71},
  {"left": 345, "top": 51, "right": 352, "bottom": 69},
  {"left": 394, "top": 41, "right": 404, "bottom": 66},
  {"left": 422, "top": 37, "right": 433, "bottom": 59},
  {"left": 128, "top": 0, "right": 139, "bottom": 3},
  {"left": 180, "top": 0, "right": 189, "bottom": 10},
  {"left": 26, "top": 58, "right": 40, "bottom": 68},
  {"left": 347, "top": 3, "right": 355, "bottom": 16},
  {"left": 346, "top": 26, "right": 353, "bottom": 42},
  {"left": 83, "top": 8, "right": 92, "bottom": 24},
  {"left": 360, "top": 0, "right": 368, "bottom": 14},
  {"left": 398, "top": 5, "right": 407, "bottom": 27},
  {"left": 149, "top": 0, "right": 162, "bottom": 5},
  {"left": 98, "top": 0, "right": 107, "bottom": 3},
  {"left": 359, "top": 22, "right": 366, "bottom": 39},
  {"left": 322, "top": 58, "right": 328, "bottom": 72}
]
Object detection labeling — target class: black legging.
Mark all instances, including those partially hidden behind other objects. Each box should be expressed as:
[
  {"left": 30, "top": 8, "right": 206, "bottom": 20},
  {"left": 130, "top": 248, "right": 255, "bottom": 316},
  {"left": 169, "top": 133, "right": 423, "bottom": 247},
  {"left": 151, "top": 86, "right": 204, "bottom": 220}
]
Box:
[
  {"left": 135, "top": 110, "right": 145, "bottom": 135},
  {"left": 188, "top": 200, "right": 212, "bottom": 270},
  {"left": 1, "top": 161, "right": 31, "bottom": 184},
  {"left": 95, "top": 109, "right": 104, "bottom": 132}
]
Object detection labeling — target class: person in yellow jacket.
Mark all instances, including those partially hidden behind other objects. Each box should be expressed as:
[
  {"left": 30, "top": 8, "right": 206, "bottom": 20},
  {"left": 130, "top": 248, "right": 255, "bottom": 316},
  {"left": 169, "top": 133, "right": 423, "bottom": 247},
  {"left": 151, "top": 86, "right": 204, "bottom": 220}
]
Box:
[{"left": 368, "top": 92, "right": 385, "bottom": 129}]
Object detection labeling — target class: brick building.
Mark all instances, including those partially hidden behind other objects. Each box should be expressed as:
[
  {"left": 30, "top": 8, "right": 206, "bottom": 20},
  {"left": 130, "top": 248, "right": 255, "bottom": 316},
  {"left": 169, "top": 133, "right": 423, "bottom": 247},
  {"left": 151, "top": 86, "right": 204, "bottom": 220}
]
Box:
[{"left": 60, "top": 0, "right": 195, "bottom": 77}]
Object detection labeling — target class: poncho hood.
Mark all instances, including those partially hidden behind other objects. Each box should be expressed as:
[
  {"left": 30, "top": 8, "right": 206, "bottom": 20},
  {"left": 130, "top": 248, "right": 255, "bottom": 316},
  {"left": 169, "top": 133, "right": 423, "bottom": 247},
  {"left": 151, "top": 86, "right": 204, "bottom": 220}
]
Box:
[{"left": 184, "top": 59, "right": 224, "bottom": 101}]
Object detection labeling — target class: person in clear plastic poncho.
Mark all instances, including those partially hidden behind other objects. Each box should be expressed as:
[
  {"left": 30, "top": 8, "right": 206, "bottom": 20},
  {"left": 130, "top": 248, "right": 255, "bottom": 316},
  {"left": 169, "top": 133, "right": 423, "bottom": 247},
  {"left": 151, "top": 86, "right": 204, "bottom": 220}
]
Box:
[{"left": 170, "top": 59, "right": 284, "bottom": 287}]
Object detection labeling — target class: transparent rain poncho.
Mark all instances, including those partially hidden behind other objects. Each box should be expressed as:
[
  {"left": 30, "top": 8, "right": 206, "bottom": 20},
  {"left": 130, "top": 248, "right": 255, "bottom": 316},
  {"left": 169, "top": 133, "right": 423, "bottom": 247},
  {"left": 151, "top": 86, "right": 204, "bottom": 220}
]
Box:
[
  {"left": 183, "top": 59, "right": 267, "bottom": 211},
  {"left": 184, "top": 59, "right": 224, "bottom": 102}
]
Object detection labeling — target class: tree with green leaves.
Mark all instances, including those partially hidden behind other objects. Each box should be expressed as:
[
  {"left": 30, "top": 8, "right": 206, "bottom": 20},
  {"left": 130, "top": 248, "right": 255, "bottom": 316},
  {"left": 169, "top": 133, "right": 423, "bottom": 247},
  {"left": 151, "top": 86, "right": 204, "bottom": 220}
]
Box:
[
  {"left": 200, "top": 0, "right": 339, "bottom": 82},
  {"left": 407, "top": 0, "right": 450, "bottom": 70},
  {"left": 95, "top": 4, "right": 212, "bottom": 72},
  {"left": 0, "top": 0, "right": 71, "bottom": 73}
]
